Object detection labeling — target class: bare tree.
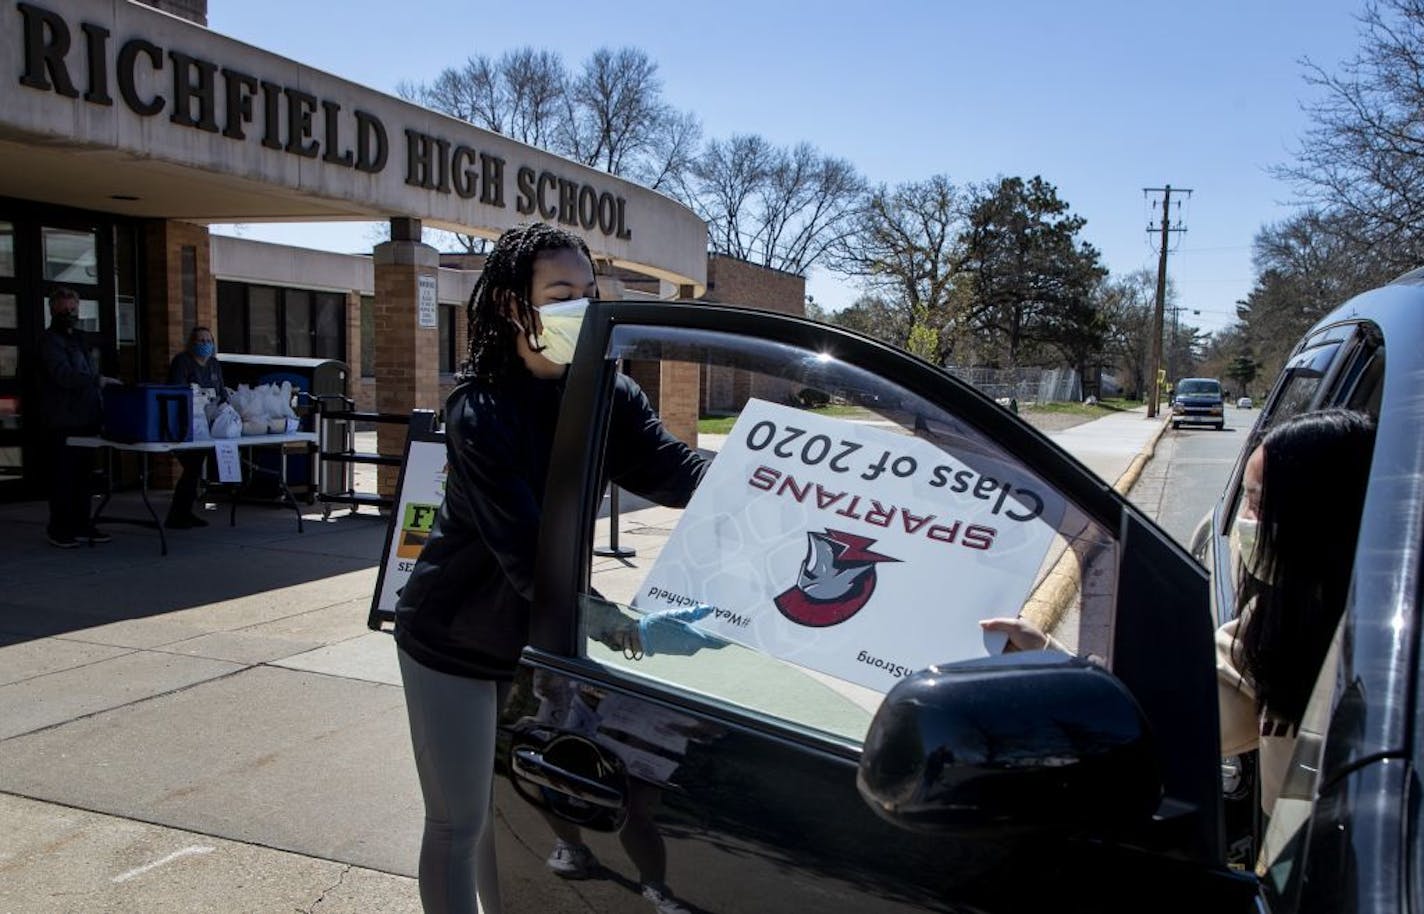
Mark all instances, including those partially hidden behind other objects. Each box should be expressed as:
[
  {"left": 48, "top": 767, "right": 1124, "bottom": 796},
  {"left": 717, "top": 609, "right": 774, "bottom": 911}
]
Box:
[
  {"left": 757, "top": 144, "right": 864, "bottom": 273},
  {"left": 561, "top": 47, "right": 665, "bottom": 173},
  {"left": 637, "top": 109, "right": 703, "bottom": 195},
  {"left": 825, "top": 294, "right": 911, "bottom": 347},
  {"left": 401, "top": 49, "right": 566, "bottom": 145},
  {"left": 1277, "top": 0, "right": 1424, "bottom": 269},
  {"left": 501, "top": 48, "right": 566, "bottom": 147},
  {"left": 690, "top": 134, "right": 776, "bottom": 262},
  {"left": 1232, "top": 209, "right": 1394, "bottom": 382},
  {"left": 1098, "top": 269, "right": 1161, "bottom": 400},
  {"left": 824, "top": 175, "right": 969, "bottom": 363},
  {"left": 689, "top": 136, "right": 864, "bottom": 275},
  {"left": 405, "top": 46, "right": 700, "bottom": 196}
]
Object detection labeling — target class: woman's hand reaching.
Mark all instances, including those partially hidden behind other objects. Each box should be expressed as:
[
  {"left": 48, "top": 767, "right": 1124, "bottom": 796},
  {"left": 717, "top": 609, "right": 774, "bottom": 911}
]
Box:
[{"left": 979, "top": 617, "right": 1050, "bottom": 652}]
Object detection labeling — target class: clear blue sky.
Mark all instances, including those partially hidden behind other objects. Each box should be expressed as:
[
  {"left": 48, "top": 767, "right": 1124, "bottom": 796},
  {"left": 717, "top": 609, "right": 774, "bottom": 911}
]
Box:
[{"left": 209, "top": 0, "right": 1367, "bottom": 335}]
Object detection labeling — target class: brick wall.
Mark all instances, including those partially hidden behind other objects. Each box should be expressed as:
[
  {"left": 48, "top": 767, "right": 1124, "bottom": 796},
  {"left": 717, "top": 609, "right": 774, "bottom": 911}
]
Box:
[
  {"left": 143, "top": 219, "right": 214, "bottom": 384},
  {"left": 658, "top": 360, "right": 700, "bottom": 448},
  {"left": 342, "top": 291, "right": 360, "bottom": 401},
  {"left": 704, "top": 255, "right": 806, "bottom": 315},
  {"left": 699, "top": 256, "right": 806, "bottom": 414},
  {"left": 143, "top": 219, "right": 214, "bottom": 489},
  {"left": 372, "top": 245, "right": 441, "bottom": 495}
]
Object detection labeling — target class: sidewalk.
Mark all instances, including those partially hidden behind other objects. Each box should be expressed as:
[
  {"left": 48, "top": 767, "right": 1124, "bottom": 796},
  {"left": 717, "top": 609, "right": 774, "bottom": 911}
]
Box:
[{"left": 0, "top": 405, "right": 1166, "bottom": 913}]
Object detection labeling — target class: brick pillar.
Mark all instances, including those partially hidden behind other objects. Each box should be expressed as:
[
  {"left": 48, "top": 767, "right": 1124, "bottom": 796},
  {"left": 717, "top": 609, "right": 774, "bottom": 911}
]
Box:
[
  {"left": 658, "top": 360, "right": 700, "bottom": 450},
  {"left": 143, "top": 219, "right": 214, "bottom": 383},
  {"left": 142, "top": 219, "right": 213, "bottom": 490},
  {"left": 343, "top": 291, "right": 361, "bottom": 398},
  {"left": 373, "top": 219, "right": 440, "bottom": 496}
]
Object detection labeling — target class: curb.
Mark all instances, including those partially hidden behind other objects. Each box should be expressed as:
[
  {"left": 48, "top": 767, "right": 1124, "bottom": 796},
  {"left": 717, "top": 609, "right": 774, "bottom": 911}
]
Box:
[{"left": 1023, "top": 413, "right": 1171, "bottom": 636}]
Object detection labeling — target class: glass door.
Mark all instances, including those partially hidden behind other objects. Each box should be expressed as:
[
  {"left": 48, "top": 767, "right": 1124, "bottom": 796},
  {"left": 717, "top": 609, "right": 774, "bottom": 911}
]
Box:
[
  {"left": 0, "top": 220, "right": 20, "bottom": 494},
  {"left": 0, "top": 206, "right": 121, "bottom": 501}
]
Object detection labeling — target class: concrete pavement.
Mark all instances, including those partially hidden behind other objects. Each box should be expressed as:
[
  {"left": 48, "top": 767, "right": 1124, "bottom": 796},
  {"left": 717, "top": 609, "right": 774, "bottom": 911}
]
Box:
[{"left": 0, "top": 405, "right": 1168, "bottom": 913}]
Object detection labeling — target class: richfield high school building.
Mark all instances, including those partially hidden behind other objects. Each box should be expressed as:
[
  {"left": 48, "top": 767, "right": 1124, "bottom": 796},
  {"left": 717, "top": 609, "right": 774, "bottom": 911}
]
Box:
[{"left": 0, "top": 0, "right": 805, "bottom": 499}]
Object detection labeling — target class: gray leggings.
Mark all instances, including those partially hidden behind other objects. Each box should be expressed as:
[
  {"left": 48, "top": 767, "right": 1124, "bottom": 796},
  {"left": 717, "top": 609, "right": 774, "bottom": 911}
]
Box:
[{"left": 398, "top": 648, "right": 507, "bottom": 914}]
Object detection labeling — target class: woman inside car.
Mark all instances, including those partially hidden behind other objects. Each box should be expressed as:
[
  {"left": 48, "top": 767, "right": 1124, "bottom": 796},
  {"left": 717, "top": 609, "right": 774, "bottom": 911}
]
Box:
[
  {"left": 393, "top": 222, "right": 707, "bottom": 914},
  {"left": 983, "top": 407, "right": 1376, "bottom": 817}
]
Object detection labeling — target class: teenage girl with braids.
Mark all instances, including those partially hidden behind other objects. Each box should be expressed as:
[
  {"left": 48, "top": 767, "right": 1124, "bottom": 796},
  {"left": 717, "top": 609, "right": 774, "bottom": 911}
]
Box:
[
  {"left": 982, "top": 408, "right": 1376, "bottom": 816},
  {"left": 394, "top": 223, "right": 707, "bottom": 914}
]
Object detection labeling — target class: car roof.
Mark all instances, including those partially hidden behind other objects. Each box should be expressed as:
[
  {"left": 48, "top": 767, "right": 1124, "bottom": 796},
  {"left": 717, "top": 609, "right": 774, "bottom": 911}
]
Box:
[{"left": 1298, "top": 275, "right": 1424, "bottom": 774}]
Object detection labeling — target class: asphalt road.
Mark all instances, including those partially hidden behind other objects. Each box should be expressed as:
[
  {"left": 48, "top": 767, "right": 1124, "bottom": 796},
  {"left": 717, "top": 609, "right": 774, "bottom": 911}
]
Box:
[{"left": 1129, "top": 405, "right": 1261, "bottom": 547}]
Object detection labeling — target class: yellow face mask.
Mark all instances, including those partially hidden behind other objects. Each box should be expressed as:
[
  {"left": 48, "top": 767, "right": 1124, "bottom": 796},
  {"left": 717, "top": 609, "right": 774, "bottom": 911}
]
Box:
[
  {"left": 533, "top": 299, "right": 589, "bottom": 366},
  {"left": 1235, "top": 517, "right": 1266, "bottom": 580}
]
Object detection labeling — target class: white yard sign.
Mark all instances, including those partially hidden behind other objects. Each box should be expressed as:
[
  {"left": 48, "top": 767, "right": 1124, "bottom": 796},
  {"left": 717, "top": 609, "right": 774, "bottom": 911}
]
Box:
[
  {"left": 636, "top": 399, "right": 1066, "bottom": 693},
  {"left": 374, "top": 437, "right": 448, "bottom": 617}
]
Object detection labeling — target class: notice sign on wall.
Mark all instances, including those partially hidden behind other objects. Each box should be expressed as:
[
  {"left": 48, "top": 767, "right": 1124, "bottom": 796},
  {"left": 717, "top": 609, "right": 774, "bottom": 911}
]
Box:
[
  {"left": 635, "top": 399, "right": 1067, "bottom": 693},
  {"left": 418, "top": 275, "right": 438, "bottom": 329}
]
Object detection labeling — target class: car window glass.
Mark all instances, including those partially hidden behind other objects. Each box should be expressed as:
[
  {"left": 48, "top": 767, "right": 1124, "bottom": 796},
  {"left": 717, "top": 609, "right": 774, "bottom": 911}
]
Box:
[
  {"left": 1177, "top": 379, "right": 1221, "bottom": 395},
  {"left": 1222, "top": 341, "right": 1342, "bottom": 535},
  {"left": 1343, "top": 347, "right": 1384, "bottom": 418},
  {"left": 1257, "top": 618, "right": 1346, "bottom": 912},
  {"left": 1270, "top": 343, "right": 1338, "bottom": 420},
  {"left": 576, "top": 323, "right": 1118, "bottom": 746}
]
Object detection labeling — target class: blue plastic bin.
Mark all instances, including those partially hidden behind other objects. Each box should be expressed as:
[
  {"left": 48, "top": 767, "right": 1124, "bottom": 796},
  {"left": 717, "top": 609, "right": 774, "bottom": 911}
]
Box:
[{"left": 102, "top": 384, "right": 193, "bottom": 444}]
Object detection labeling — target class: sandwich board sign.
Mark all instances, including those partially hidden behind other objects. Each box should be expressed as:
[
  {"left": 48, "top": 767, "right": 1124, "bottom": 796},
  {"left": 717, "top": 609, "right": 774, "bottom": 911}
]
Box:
[{"left": 369, "top": 410, "right": 446, "bottom": 630}]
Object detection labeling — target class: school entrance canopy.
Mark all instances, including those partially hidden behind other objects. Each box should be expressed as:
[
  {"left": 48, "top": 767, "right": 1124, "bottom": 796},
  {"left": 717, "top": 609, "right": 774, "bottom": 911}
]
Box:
[
  {"left": 1, "top": 0, "right": 707, "bottom": 291},
  {"left": 0, "top": 0, "right": 708, "bottom": 499}
]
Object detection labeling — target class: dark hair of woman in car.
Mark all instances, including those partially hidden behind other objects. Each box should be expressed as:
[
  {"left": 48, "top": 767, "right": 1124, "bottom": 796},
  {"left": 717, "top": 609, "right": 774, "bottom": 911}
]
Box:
[
  {"left": 461, "top": 222, "right": 595, "bottom": 383},
  {"left": 1237, "top": 407, "right": 1376, "bottom": 726}
]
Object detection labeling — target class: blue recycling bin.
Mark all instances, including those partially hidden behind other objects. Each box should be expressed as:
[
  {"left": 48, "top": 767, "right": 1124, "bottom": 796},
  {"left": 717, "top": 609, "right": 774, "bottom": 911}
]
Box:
[{"left": 102, "top": 384, "right": 193, "bottom": 444}]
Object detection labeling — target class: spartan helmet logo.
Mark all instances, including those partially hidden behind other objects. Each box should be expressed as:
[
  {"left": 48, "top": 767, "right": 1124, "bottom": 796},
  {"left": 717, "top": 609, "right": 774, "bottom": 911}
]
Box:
[{"left": 774, "top": 529, "right": 900, "bottom": 627}]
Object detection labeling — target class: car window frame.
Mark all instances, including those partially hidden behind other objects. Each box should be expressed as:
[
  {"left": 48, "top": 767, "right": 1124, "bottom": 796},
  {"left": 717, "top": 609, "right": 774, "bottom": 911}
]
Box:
[
  {"left": 527, "top": 300, "right": 1226, "bottom": 862},
  {"left": 1209, "top": 322, "right": 1380, "bottom": 628}
]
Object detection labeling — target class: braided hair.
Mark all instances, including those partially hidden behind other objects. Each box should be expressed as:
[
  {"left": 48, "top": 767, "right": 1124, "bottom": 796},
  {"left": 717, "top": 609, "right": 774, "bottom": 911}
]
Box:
[{"left": 461, "top": 223, "right": 595, "bottom": 382}]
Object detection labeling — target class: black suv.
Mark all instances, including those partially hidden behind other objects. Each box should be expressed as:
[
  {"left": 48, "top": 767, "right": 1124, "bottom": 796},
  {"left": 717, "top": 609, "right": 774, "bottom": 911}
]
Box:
[{"left": 1172, "top": 376, "right": 1226, "bottom": 430}]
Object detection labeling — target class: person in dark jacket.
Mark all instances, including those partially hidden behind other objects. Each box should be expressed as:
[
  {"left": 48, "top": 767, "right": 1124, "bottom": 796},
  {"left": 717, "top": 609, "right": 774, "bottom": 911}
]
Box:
[
  {"left": 165, "top": 326, "right": 226, "bottom": 528},
  {"left": 38, "top": 287, "right": 112, "bottom": 547},
  {"left": 394, "top": 223, "right": 707, "bottom": 914}
]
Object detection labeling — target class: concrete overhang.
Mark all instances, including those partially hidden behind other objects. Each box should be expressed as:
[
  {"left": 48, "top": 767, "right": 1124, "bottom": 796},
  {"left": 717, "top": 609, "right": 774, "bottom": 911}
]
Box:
[{"left": 0, "top": 0, "right": 708, "bottom": 295}]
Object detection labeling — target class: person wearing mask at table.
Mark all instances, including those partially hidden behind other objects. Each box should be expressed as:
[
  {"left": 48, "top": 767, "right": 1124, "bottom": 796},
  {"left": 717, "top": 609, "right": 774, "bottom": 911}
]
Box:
[
  {"left": 165, "top": 326, "right": 227, "bottom": 529},
  {"left": 38, "top": 287, "right": 115, "bottom": 548}
]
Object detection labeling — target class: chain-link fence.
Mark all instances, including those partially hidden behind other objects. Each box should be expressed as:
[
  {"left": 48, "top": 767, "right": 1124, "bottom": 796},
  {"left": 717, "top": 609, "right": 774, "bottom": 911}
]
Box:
[{"left": 944, "top": 366, "right": 1082, "bottom": 406}]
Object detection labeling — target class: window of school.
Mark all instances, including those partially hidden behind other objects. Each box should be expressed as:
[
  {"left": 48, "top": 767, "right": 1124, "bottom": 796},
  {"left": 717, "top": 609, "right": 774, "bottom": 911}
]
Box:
[{"left": 217, "top": 281, "right": 345, "bottom": 360}]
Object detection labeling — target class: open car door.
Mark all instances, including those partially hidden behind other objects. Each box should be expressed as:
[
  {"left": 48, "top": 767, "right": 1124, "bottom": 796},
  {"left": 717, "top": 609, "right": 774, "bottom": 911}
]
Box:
[{"left": 492, "top": 301, "right": 1257, "bottom": 913}]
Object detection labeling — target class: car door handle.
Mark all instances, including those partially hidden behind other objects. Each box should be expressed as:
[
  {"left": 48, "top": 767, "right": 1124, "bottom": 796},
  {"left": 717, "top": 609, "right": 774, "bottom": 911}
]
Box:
[{"left": 511, "top": 747, "right": 625, "bottom": 810}]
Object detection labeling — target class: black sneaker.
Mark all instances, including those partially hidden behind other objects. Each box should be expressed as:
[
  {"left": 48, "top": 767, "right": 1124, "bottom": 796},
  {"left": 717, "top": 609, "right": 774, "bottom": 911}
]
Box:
[
  {"left": 47, "top": 533, "right": 81, "bottom": 549},
  {"left": 164, "top": 514, "right": 194, "bottom": 530},
  {"left": 83, "top": 528, "right": 112, "bottom": 544}
]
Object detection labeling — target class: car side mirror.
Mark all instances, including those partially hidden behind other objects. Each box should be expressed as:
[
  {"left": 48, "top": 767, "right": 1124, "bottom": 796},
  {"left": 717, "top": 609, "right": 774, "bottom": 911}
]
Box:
[{"left": 857, "top": 651, "right": 1161, "bottom": 835}]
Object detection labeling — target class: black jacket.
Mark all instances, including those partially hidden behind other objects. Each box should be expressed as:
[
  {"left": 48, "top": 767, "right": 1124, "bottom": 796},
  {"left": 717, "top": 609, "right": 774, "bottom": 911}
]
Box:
[
  {"left": 38, "top": 328, "right": 102, "bottom": 432},
  {"left": 167, "top": 351, "right": 228, "bottom": 403},
  {"left": 394, "top": 370, "right": 707, "bottom": 680}
]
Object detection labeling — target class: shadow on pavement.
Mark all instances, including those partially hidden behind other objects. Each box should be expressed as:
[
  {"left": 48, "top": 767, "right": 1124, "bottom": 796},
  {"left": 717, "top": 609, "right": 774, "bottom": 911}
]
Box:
[{"left": 0, "top": 492, "right": 387, "bottom": 646}]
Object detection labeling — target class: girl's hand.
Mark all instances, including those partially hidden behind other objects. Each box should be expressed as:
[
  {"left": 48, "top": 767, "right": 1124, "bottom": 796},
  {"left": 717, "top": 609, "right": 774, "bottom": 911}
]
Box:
[{"left": 979, "top": 617, "right": 1049, "bottom": 652}]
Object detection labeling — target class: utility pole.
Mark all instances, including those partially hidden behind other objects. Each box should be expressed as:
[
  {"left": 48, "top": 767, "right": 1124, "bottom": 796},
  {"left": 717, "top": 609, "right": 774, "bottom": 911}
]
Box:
[
  {"left": 1165, "top": 303, "right": 1183, "bottom": 382},
  {"left": 1144, "top": 185, "right": 1191, "bottom": 418}
]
